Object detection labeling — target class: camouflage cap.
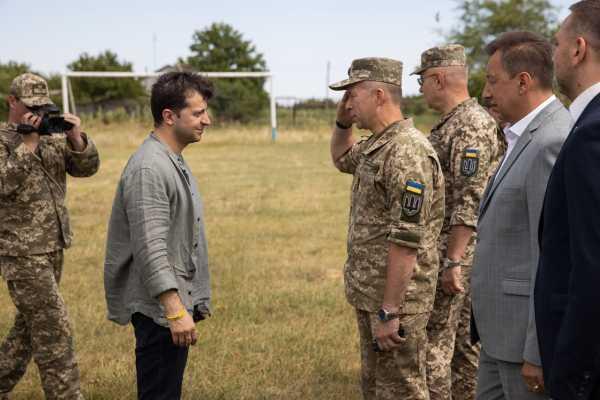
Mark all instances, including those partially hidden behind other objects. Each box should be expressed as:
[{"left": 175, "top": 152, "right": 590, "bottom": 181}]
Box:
[
  {"left": 10, "top": 73, "right": 54, "bottom": 107},
  {"left": 329, "top": 57, "right": 403, "bottom": 91},
  {"left": 411, "top": 44, "right": 466, "bottom": 75}
]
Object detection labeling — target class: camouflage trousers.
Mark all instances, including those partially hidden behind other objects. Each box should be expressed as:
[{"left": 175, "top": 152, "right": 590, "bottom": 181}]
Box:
[
  {"left": 0, "top": 251, "right": 83, "bottom": 400},
  {"left": 356, "top": 309, "right": 430, "bottom": 400},
  {"left": 426, "top": 266, "right": 480, "bottom": 400}
]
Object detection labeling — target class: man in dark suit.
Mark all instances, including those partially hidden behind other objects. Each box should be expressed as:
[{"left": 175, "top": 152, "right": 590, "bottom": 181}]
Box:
[{"left": 535, "top": 1, "right": 600, "bottom": 399}]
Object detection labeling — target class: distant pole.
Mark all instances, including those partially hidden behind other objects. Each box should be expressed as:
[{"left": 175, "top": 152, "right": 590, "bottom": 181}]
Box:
[
  {"left": 68, "top": 79, "right": 77, "bottom": 115},
  {"left": 61, "top": 75, "right": 69, "bottom": 113},
  {"left": 325, "top": 61, "right": 331, "bottom": 100},
  {"left": 270, "top": 76, "right": 277, "bottom": 141},
  {"left": 152, "top": 33, "right": 157, "bottom": 71}
]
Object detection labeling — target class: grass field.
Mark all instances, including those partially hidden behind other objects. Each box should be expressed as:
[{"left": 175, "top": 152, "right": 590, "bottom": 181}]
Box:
[{"left": 0, "top": 118, "right": 435, "bottom": 399}]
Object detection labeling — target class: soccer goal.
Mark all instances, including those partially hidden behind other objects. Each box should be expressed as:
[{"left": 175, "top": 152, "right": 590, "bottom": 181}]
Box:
[{"left": 61, "top": 71, "right": 278, "bottom": 140}]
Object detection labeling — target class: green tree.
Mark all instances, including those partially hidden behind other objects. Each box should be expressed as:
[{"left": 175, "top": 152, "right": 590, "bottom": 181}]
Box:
[
  {"left": 67, "top": 50, "right": 145, "bottom": 105},
  {"left": 182, "top": 22, "right": 268, "bottom": 123},
  {"left": 447, "top": 0, "right": 560, "bottom": 97}
]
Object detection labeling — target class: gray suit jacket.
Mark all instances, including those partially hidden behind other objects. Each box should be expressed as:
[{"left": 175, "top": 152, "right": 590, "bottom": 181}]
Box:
[
  {"left": 104, "top": 134, "right": 210, "bottom": 327},
  {"left": 471, "top": 99, "right": 570, "bottom": 364}
]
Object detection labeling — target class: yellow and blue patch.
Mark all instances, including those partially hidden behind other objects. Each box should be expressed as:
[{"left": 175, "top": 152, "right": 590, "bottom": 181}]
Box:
[
  {"left": 405, "top": 180, "right": 424, "bottom": 194},
  {"left": 461, "top": 148, "right": 479, "bottom": 177},
  {"left": 464, "top": 149, "right": 479, "bottom": 158},
  {"left": 402, "top": 180, "right": 425, "bottom": 221}
]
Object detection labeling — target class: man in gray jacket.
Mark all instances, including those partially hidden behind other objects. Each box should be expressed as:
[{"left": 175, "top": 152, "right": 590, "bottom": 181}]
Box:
[
  {"left": 104, "top": 71, "right": 213, "bottom": 400},
  {"left": 471, "top": 31, "right": 571, "bottom": 399}
]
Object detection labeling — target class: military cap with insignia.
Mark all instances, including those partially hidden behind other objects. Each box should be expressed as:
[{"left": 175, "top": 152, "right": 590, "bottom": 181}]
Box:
[{"left": 10, "top": 73, "right": 54, "bottom": 107}]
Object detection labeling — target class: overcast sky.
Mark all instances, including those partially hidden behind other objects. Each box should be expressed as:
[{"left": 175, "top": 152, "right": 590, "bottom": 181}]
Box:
[{"left": 0, "top": 0, "right": 573, "bottom": 99}]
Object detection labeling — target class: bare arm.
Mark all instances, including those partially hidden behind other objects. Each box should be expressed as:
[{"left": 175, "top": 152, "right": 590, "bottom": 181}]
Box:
[
  {"left": 375, "top": 243, "right": 417, "bottom": 351},
  {"left": 441, "top": 225, "right": 475, "bottom": 294},
  {"left": 382, "top": 243, "right": 417, "bottom": 311},
  {"left": 63, "top": 114, "right": 100, "bottom": 177},
  {"left": 443, "top": 120, "right": 499, "bottom": 294}
]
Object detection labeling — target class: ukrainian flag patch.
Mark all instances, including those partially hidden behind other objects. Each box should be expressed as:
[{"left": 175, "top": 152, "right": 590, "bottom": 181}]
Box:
[
  {"left": 402, "top": 180, "right": 425, "bottom": 221},
  {"left": 461, "top": 148, "right": 479, "bottom": 177},
  {"left": 406, "top": 180, "right": 424, "bottom": 194}
]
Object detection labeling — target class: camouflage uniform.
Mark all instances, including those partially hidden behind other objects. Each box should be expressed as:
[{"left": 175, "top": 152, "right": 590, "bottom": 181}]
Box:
[
  {"left": 0, "top": 73, "right": 99, "bottom": 399},
  {"left": 411, "top": 47, "right": 506, "bottom": 400},
  {"left": 330, "top": 58, "right": 445, "bottom": 400}
]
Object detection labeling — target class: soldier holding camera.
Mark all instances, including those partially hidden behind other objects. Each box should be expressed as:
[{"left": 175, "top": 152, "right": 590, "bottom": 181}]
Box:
[{"left": 0, "top": 73, "right": 99, "bottom": 400}]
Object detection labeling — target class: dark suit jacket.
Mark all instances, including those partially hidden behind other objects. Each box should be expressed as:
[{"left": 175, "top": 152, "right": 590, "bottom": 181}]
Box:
[{"left": 535, "top": 92, "right": 600, "bottom": 400}]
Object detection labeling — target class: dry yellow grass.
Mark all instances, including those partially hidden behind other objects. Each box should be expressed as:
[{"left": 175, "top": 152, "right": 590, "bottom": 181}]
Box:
[
  {"left": 0, "top": 121, "right": 358, "bottom": 400},
  {"left": 0, "top": 118, "right": 434, "bottom": 399}
]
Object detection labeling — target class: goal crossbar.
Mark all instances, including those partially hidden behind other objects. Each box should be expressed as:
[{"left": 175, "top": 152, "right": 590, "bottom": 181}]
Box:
[{"left": 61, "top": 71, "right": 278, "bottom": 140}]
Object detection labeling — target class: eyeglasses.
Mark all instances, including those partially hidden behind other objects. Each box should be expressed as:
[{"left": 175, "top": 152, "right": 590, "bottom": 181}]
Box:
[{"left": 417, "top": 73, "right": 437, "bottom": 87}]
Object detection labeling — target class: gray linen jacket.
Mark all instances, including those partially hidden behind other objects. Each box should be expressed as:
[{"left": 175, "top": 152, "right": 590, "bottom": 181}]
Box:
[
  {"left": 471, "top": 99, "right": 570, "bottom": 364},
  {"left": 104, "top": 133, "right": 210, "bottom": 327}
]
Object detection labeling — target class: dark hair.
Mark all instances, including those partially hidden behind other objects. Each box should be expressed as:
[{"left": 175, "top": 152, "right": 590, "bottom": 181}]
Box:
[
  {"left": 150, "top": 71, "right": 214, "bottom": 126},
  {"left": 485, "top": 31, "right": 554, "bottom": 89},
  {"left": 569, "top": 0, "right": 600, "bottom": 51}
]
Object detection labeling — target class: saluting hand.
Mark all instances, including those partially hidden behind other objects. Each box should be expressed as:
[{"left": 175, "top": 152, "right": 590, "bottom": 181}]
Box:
[{"left": 336, "top": 91, "right": 353, "bottom": 129}]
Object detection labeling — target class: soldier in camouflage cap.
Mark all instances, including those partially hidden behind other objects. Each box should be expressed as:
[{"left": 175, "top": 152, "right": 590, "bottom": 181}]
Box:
[
  {"left": 0, "top": 73, "right": 99, "bottom": 399},
  {"left": 330, "top": 57, "right": 445, "bottom": 399},
  {"left": 413, "top": 45, "right": 505, "bottom": 400}
]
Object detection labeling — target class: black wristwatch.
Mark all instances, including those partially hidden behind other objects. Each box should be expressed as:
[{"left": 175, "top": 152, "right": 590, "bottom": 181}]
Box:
[{"left": 377, "top": 308, "right": 400, "bottom": 322}]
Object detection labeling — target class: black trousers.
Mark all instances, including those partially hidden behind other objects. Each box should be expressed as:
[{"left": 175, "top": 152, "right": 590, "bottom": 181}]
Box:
[{"left": 131, "top": 313, "right": 189, "bottom": 400}]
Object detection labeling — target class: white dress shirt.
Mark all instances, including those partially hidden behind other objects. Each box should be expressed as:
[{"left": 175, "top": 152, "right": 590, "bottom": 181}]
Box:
[
  {"left": 494, "top": 95, "right": 557, "bottom": 180},
  {"left": 569, "top": 81, "right": 600, "bottom": 124}
]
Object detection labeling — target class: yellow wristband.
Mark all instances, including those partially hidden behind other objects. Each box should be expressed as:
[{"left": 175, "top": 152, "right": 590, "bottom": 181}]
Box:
[{"left": 165, "top": 309, "right": 186, "bottom": 321}]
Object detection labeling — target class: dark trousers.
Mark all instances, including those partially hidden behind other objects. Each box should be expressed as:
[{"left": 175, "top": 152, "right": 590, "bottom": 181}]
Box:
[{"left": 131, "top": 313, "right": 189, "bottom": 400}]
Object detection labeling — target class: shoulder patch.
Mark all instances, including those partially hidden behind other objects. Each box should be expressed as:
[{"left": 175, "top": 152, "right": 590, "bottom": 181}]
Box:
[
  {"left": 401, "top": 180, "right": 425, "bottom": 222},
  {"left": 460, "top": 148, "right": 479, "bottom": 177}
]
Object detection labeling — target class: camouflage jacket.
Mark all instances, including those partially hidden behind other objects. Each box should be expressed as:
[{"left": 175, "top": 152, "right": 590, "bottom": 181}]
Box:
[
  {"left": 428, "top": 98, "right": 505, "bottom": 266},
  {"left": 0, "top": 122, "right": 100, "bottom": 256},
  {"left": 337, "top": 119, "right": 445, "bottom": 313}
]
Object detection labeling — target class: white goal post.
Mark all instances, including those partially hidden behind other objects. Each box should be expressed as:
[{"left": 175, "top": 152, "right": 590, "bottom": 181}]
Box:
[{"left": 61, "top": 71, "right": 278, "bottom": 140}]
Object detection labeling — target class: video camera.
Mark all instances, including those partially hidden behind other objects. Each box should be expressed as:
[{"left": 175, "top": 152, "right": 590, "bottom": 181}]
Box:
[{"left": 17, "top": 104, "right": 74, "bottom": 135}]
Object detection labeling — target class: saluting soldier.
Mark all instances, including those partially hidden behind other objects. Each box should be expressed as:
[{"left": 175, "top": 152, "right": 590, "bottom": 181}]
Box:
[{"left": 329, "top": 57, "right": 445, "bottom": 399}]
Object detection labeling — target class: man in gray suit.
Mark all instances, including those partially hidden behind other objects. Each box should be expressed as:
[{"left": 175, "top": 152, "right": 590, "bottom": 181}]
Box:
[
  {"left": 471, "top": 31, "right": 571, "bottom": 399},
  {"left": 104, "top": 72, "right": 213, "bottom": 400}
]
